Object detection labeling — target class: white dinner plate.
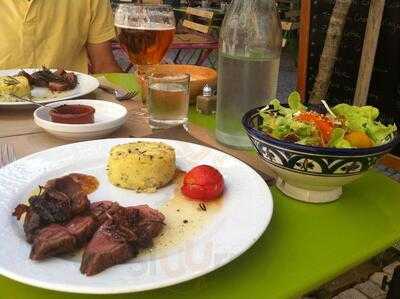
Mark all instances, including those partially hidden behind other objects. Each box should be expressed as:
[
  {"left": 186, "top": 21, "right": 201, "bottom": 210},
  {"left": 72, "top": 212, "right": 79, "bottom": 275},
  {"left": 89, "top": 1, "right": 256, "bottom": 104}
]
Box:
[
  {"left": 0, "top": 68, "right": 99, "bottom": 109},
  {"left": 34, "top": 99, "right": 128, "bottom": 141},
  {"left": 0, "top": 138, "right": 273, "bottom": 294}
]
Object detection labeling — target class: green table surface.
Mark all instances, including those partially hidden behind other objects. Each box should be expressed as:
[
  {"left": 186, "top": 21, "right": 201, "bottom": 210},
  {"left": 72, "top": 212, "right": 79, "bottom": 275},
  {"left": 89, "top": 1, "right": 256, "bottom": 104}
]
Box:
[{"left": 2, "top": 74, "right": 400, "bottom": 299}]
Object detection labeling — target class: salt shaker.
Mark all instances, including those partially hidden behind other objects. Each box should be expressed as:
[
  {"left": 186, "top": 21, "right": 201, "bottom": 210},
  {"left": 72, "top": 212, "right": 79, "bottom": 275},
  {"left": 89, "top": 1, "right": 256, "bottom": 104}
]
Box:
[{"left": 196, "top": 85, "right": 217, "bottom": 115}]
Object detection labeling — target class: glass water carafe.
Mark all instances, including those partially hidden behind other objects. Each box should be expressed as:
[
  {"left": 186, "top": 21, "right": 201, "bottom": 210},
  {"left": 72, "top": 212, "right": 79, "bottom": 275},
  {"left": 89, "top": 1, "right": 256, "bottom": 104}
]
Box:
[{"left": 216, "top": 0, "right": 282, "bottom": 149}]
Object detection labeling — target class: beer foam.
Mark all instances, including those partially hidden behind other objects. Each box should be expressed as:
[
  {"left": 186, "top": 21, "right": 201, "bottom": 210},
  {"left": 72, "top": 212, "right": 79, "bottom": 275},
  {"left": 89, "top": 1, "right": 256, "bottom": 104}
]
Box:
[{"left": 115, "top": 23, "right": 175, "bottom": 31}]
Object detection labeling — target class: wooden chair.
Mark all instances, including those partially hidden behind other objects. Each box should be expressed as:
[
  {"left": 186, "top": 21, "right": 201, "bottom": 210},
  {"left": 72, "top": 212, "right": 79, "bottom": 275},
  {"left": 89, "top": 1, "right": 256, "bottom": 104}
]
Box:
[
  {"left": 277, "top": 0, "right": 300, "bottom": 48},
  {"left": 169, "top": 7, "right": 219, "bottom": 66},
  {"left": 138, "top": 0, "right": 163, "bottom": 4}
]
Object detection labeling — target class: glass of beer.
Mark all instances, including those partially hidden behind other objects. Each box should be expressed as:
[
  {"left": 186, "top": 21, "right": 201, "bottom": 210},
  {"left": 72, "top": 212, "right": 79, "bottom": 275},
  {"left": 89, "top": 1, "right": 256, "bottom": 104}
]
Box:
[
  {"left": 114, "top": 4, "right": 176, "bottom": 102},
  {"left": 147, "top": 73, "right": 190, "bottom": 129}
]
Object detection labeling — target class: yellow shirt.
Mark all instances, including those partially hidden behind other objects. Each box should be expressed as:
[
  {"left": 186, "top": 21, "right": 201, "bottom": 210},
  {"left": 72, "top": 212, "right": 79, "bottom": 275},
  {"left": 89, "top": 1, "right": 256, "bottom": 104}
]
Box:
[{"left": 0, "top": 0, "right": 116, "bottom": 73}]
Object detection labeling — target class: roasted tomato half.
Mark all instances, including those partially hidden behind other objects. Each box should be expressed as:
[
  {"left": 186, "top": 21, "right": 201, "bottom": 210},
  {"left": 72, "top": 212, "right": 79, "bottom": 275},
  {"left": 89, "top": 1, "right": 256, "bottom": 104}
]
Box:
[{"left": 181, "top": 165, "right": 224, "bottom": 201}]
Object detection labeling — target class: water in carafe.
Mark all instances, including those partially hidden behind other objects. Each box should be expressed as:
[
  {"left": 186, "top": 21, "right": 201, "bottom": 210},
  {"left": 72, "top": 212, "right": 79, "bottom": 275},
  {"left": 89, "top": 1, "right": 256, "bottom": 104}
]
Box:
[{"left": 216, "top": 0, "right": 282, "bottom": 149}]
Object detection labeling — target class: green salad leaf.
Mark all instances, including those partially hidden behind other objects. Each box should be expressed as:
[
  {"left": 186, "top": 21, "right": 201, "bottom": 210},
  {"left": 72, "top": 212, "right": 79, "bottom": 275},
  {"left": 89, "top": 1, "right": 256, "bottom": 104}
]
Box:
[
  {"left": 365, "top": 121, "right": 397, "bottom": 145},
  {"left": 297, "top": 136, "right": 321, "bottom": 146},
  {"left": 269, "top": 98, "right": 292, "bottom": 116},
  {"left": 332, "top": 103, "right": 396, "bottom": 145},
  {"left": 288, "top": 91, "right": 306, "bottom": 112},
  {"left": 258, "top": 94, "right": 397, "bottom": 148},
  {"left": 328, "top": 128, "right": 352, "bottom": 148}
]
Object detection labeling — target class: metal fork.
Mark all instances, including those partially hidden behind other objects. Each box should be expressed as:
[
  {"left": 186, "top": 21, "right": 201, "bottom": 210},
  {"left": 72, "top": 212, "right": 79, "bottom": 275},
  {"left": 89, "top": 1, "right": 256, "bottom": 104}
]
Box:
[
  {"left": 99, "top": 85, "right": 138, "bottom": 101},
  {"left": 0, "top": 144, "right": 17, "bottom": 168}
]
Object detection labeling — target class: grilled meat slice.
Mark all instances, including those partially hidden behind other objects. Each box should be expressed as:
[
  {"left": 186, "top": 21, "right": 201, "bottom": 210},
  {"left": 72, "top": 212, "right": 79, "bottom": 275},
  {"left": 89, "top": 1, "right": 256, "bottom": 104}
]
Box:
[
  {"left": 133, "top": 205, "right": 165, "bottom": 248},
  {"left": 80, "top": 219, "right": 138, "bottom": 276},
  {"left": 29, "top": 188, "right": 73, "bottom": 223},
  {"left": 46, "top": 173, "right": 99, "bottom": 196},
  {"left": 30, "top": 224, "right": 76, "bottom": 260},
  {"left": 23, "top": 209, "right": 43, "bottom": 243},
  {"left": 19, "top": 67, "right": 78, "bottom": 91},
  {"left": 30, "top": 214, "right": 98, "bottom": 260},
  {"left": 64, "top": 214, "right": 98, "bottom": 246},
  {"left": 30, "top": 72, "right": 50, "bottom": 87},
  {"left": 64, "top": 72, "right": 78, "bottom": 89},
  {"left": 13, "top": 174, "right": 96, "bottom": 242},
  {"left": 80, "top": 204, "right": 165, "bottom": 276},
  {"left": 54, "top": 69, "right": 66, "bottom": 76},
  {"left": 65, "top": 173, "right": 99, "bottom": 195},
  {"left": 28, "top": 201, "right": 121, "bottom": 260},
  {"left": 48, "top": 81, "right": 71, "bottom": 92}
]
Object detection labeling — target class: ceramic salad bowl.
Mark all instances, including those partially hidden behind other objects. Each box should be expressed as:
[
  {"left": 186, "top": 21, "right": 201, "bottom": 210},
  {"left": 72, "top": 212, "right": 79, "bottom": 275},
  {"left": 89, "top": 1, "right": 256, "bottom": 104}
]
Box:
[{"left": 242, "top": 106, "right": 400, "bottom": 203}]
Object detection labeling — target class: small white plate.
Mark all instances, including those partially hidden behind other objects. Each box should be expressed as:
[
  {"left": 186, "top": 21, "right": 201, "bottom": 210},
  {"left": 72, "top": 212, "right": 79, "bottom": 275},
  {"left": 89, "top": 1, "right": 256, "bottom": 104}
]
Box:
[
  {"left": 0, "top": 68, "right": 99, "bottom": 109},
  {"left": 0, "top": 138, "right": 273, "bottom": 294},
  {"left": 34, "top": 99, "right": 128, "bottom": 141}
]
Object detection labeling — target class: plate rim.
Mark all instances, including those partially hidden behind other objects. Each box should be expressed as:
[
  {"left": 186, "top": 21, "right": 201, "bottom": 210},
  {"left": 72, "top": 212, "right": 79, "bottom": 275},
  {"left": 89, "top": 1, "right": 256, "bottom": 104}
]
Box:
[
  {"left": 0, "top": 68, "right": 99, "bottom": 107},
  {"left": 0, "top": 138, "right": 273, "bottom": 294}
]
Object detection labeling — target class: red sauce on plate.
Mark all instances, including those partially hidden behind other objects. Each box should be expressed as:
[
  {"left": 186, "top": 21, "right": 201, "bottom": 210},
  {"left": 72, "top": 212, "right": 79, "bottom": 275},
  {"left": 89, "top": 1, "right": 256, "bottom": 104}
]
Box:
[{"left": 49, "top": 104, "right": 95, "bottom": 124}]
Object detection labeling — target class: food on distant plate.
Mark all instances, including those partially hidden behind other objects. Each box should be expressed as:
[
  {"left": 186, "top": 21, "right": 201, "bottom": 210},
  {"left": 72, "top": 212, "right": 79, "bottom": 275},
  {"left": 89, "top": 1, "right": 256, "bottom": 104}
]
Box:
[
  {"left": 49, "top": 104, "right": 95, "bottom": 124},
  {"left": 0, "top": 67, "right": 78, "bottom": 102},
  {"left": 107, "top": 141, "right": 176, "bottom": 192},
  {"left": 181, "top": 165, "right": 224, "bottom": 201},
  {"left": 12, "top": 173, "right": 165, "bottom": 276},
  {"left": 0, "top": 76, "right": 30, "bottom": 102},
  {"left": 258, "top": 91, "right": 397, "bottom": 148},
  {"left": 19, "top": 67, "right": 78, "bottom": 92}
]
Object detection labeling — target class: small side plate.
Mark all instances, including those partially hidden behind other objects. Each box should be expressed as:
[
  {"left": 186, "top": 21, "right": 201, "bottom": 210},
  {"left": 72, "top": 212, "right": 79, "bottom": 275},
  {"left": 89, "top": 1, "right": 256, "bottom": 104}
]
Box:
[{"left": 34, "top": 99, "right": 127, "bottom": 141}]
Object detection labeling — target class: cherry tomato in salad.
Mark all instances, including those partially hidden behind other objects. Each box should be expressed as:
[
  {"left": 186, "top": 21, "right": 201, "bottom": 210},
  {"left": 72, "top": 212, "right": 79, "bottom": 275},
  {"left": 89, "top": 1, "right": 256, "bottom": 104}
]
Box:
[{"left": 181, "top": 165, "right": 224, "bottom": 201}]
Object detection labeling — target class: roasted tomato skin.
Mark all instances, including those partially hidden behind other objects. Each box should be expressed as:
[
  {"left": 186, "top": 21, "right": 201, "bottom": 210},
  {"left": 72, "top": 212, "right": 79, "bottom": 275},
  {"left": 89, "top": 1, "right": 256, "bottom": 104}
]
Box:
[{"left": 181, "top": 165, "right": 224, "bottom": 201}]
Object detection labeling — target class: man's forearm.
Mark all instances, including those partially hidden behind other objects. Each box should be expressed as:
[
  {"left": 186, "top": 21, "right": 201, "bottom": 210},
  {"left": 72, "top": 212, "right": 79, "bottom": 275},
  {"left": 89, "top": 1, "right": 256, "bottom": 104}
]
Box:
[
  {"left": 87, "top": 41, "right": 123, "bottom": 74},
  {"left": 91, "top": 59, "right": 122, "bottom": 74}
]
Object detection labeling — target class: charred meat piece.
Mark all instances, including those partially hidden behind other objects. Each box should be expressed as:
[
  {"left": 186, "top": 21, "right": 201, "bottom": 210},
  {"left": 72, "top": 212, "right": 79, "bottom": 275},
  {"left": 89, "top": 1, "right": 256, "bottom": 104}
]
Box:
[
  {"left": 29, "top": 201, "right": 121, "bottom": 260},
  {"left": 48, "top": 81, "right": 71, "bottom": 92},
  {"left": 30, "top": 224, "right": 76, "bottom": 260},
  {"left": 12, "top": 174, "right": 97, "bottom": 242},
  {"left": 63, "top": 72, "right": 78, "bottom": 89},
  {"left": 80, "top": 204, "right": 165, "bottom": 276},
  {"left": 29, "top": 188, "right": 73, "bottom": 223},
  {"left": 30, "top": 214, "right": 98, "bottom": 260},
  {"left": 68, "top": 173, "right": 99, "bottom": 195},
  {"left": 80, "top": 219, "right": 138, "bottom": 276},
  {"left": 23, "top": 209, "right": 42, "bottom": 243},
  {"left": 65, "top": 214, "right": 98, "bottom": 246},
  {"left": 30, "top": 72, "right": 50, "bottom": 87},
  {"left": 54, "top": 69, "right": 66, "bottom": 76},
  {"left": 133, "top": 205, "right": 165, "bottom": 248},
  {"left": 19, "top": 67, "right": 78, "bottom": 91},
  {"left": 28, "top": 176, "right": 89, "bottom": 224}
]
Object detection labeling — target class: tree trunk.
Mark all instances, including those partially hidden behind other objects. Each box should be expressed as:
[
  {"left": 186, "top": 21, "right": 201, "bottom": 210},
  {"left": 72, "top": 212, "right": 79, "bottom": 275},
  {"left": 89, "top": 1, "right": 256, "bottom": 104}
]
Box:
[
  {"left": 309, "top": 0, "right": 352, "bottom": 104},
  {"left": 354, "top": 0, "right": 385, "bottom": 106}
]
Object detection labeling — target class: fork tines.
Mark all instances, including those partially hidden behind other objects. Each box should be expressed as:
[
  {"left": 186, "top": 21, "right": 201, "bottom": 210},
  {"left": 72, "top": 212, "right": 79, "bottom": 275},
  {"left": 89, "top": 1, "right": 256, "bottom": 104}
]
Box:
[{"left": 0, "top": 144, "right": 17, "bottom": 168}]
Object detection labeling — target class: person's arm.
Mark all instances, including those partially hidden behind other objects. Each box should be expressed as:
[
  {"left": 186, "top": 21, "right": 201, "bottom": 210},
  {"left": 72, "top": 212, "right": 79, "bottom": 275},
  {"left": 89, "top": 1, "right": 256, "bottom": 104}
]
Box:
[
  {"left": 86, "top": 0, "right": 122, "bottom": 74},
  {"left": 87, "top": 41, "right": 122, "bottom": 73}
]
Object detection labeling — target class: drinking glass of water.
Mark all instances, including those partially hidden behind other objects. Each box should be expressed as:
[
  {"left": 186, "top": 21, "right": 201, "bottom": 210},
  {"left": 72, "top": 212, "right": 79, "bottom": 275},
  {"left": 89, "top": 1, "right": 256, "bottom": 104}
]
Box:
[{"left": 147, "top": 73, "right": 190, "bottom": 129}]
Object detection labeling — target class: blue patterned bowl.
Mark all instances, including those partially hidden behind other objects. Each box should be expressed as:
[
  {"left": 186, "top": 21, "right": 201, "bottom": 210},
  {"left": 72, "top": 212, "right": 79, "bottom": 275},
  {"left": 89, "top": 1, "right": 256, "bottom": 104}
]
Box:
[{"left": 242, "top": 106, "right": 400, "bottom": 203}]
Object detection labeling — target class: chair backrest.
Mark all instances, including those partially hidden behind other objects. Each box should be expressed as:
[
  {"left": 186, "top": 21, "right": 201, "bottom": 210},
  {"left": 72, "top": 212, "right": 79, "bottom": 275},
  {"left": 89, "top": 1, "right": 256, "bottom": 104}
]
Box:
[
  {"left": 182, "top": 7, "right": 214, "bottom": 34},
  {"left": 139, "top": 0, "right": 163, "bottom": 4}
]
